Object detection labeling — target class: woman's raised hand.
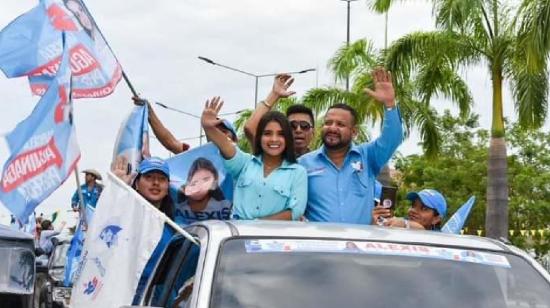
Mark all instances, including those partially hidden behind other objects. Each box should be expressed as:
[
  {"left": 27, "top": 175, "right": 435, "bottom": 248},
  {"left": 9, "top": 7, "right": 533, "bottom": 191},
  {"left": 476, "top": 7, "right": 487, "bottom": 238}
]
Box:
[{"left": 201, "top": 96, "right": 224, "bottom": 129}]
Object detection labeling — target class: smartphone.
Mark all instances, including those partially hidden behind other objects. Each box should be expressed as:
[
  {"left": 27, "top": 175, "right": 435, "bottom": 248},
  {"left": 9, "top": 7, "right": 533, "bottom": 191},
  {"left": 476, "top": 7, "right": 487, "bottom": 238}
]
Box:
[{"left": 380, "top": 186, "right": 398, "bottom": 209}]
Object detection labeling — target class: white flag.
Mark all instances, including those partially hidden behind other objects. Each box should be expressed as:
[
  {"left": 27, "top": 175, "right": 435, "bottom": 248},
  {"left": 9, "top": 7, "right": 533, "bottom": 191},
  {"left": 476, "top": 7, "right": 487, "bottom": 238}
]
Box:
[{"left": 71, "top": 172, "right": 165, "bottom": 307}]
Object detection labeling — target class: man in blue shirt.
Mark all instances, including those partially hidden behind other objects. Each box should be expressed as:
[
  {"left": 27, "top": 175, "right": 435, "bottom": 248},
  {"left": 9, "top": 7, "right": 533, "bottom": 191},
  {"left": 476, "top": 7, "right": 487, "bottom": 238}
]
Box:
[
  {"left": 299, "top": 68, "right": 403, "bottom": 224},
  {"left": 71, "top": 169, "right": 103, "bottom": 216}
]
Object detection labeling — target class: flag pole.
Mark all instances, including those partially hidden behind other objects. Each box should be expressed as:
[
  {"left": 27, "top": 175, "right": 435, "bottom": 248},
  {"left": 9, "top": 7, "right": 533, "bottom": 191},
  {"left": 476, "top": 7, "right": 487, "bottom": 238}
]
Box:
[
  {"left": 73, "top": 166, "right": 87, "bottom": 230},
  {"left": 107, "top": 172, "right": 200, "bottom": 246},
  {"left": 78, "top": 0, "right": 138, "bottom": 97}
]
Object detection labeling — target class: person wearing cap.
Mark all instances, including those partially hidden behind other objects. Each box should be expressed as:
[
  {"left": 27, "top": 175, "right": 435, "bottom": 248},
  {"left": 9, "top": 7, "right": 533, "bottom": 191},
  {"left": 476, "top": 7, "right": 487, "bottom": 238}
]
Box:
[
  {"left": 373, "top": 189, "right": 447, "bottom": 230},
  {"left": 113, "top": 156, "right": 175, "bottom": 219},
  {"left": 123, "top": 157, "right": 176, "bottom": 304},
  {"left": 71, "top": 169, "right": 103, "bottom": 212}
]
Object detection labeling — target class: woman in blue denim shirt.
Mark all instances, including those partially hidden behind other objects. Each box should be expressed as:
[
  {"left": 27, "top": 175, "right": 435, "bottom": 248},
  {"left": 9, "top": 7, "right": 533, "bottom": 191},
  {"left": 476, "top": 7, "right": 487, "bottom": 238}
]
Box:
[{"left": 201, "top": 97, "right": 307, "bottom": 220}]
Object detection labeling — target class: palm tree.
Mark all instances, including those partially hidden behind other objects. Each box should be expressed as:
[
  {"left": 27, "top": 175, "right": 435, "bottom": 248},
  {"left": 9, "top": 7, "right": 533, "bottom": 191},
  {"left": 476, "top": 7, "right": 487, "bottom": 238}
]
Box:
[{"left": 381, "top": 0, "right": 549, "bottom": 239}]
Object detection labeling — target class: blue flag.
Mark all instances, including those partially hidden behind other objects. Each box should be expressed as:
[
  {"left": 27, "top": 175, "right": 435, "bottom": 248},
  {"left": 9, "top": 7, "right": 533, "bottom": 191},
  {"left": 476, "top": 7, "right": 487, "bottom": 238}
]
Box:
[
  {"left": 441, "top": 196, "right": 476, "bottom": 234},
  {"left": 64, "top": 220, "right": 85, "bottom": 286},
  {"left": 0, "top": 0, "right": 121, "bottom": 98},
  {"left": 166, "top": 143, "right": 234, "bottom": 225},
  {"left": 0, "top": 36, "right": 80, "bottom": 224},
  {"left": 111, "top": 104, "right": 150, "bottom": 181}
]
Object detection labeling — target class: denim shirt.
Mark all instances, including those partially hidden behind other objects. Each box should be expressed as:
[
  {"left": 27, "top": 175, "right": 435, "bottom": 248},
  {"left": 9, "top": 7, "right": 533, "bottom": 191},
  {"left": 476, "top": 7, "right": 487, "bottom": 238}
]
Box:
[
  {"left": 224, "top": 147, "right": 307, "bottom": 220},
  {"left": 299, "top": 108, "right": 403, "bottom": 224}
]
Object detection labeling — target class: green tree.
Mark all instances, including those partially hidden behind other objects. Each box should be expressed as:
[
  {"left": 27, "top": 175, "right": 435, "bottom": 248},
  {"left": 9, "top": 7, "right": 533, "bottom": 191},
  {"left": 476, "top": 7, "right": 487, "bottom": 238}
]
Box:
[
  {"left": 382, "top": 0, "right": 550, "bottom": 239},
  {"left": 395, "top": 111, "right": 488, "bottom": 231},
  {"left": 396, "top": 112, "right": 550, "bottom": 256}
]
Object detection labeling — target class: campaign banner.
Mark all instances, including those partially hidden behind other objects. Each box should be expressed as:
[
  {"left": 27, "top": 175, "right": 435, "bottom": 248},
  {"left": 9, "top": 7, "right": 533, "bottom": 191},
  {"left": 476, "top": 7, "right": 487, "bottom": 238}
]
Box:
[
  {"left": 71, "top": 172, "right": 166, "bottom": 307},
  {"left": 166, "top": 143, "right": 233, "bottom": 225},
  {"left": 0, "top": 38, "right": 80, "bottom": 223},
  {"left": 111, "top": 104, "right": 150, "bottom": 182},
  {"left": 0, "top": 0, "right": 121, "bottom": 98},
  {"left": 442, "top": 196, "right": 476, "bottom": 234}
]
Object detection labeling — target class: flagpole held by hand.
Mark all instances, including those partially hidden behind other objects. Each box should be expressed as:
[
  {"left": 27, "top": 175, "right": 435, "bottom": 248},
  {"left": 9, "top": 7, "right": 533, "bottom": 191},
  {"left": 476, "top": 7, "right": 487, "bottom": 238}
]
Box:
[{"left": 73, "top": 166, "right": 87, "bottom": 230}]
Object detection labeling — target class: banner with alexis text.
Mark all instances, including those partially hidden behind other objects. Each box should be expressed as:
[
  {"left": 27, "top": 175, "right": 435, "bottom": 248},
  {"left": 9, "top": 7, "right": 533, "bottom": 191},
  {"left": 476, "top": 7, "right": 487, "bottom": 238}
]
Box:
[
  {"left": 0, "top": 0, "right": 122, "bottom": 98},
  {"left": 0, "top": 37, "right": 80, "bottom": 223},
  {"left": 166, "top": 143, "right": 234, "bottom": 225}
]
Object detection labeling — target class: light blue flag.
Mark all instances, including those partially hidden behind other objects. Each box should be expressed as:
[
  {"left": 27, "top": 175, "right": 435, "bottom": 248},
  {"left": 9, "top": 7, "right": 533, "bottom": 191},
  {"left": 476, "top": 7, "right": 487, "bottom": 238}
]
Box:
[
  {"left": 441, "top": 196, "right": 476, "bottom": 234},
  {"left": 0, "top": 34, "right": 79, "bottom": 224},
  {"left": 112, "top": 104, "right": 150, "bottom": 181},
  {"left": 0, "top": 0, "right": 121, "bottom": 98},
  {"left": 64, "top": 220, "right": 84, "bottom": 286}
]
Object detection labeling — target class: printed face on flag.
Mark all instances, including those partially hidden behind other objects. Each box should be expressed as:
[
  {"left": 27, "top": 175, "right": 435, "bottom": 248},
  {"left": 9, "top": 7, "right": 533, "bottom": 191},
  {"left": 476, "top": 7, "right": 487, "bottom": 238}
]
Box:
[
  {"left": 111, "top": 105, "right": 150, "bottom": 182},
  {"left": 166, "top": 144, "right": 234, "bottom": 224},
  {"left": 0, "top": 0, "right": 122, "bottom": 98},
  {"left": 0, "top": 40, "right": 80, "bottom": 223}
]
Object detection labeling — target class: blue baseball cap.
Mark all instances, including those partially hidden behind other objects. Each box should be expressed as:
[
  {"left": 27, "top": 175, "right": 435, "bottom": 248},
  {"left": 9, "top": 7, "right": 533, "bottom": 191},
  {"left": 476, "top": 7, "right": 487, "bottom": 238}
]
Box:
[
  {"left": 138, "top": 157, "right": 170, "bottom": 178},
  {"left": 218, "top": 119, "right": 238, "bottom": 141},
  {"left": 406, "top": 189, "right": 447, "bottom": 218}
]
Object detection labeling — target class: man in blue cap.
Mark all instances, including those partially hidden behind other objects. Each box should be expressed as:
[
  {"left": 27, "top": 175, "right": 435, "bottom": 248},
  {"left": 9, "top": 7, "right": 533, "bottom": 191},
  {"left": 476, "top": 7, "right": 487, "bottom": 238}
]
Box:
[{"left": 372, "top": 188, "right": 447, "bottom": 230}]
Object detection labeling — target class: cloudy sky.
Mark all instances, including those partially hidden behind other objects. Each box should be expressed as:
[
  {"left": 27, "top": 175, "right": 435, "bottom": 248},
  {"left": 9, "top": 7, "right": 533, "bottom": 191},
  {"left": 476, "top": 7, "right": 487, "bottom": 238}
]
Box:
[{"left": 0, "top": 0, "right": 546, "bottom": 225}]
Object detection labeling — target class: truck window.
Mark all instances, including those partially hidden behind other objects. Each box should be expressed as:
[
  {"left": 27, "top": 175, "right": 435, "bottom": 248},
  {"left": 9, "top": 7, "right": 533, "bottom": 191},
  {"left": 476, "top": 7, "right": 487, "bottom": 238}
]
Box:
[{"left": 145, "top": 238, "right": 200, "bottom": 308}]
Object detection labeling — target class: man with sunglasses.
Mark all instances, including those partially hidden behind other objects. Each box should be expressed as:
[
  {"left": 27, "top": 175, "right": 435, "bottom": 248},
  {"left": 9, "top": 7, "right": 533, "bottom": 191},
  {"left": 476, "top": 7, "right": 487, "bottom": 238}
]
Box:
[{"left": 286, "top": 104, "right": 315, "bottom": 157}]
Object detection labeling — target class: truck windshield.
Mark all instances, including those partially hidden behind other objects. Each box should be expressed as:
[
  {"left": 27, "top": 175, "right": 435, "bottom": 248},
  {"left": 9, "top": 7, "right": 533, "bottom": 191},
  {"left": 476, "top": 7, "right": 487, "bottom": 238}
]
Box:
[{"left": 211, "top": 239, "right": 550, "bottom": 308}]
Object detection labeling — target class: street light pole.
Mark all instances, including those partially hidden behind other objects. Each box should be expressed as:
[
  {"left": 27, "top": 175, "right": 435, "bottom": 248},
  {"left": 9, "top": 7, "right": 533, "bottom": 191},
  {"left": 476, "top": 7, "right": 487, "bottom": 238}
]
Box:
[
  {"left": 341, "top": 0, "right": 358, "bottom": 91},
  {"left": 198, "top": 56, "right": 316, "bottom": 108}
]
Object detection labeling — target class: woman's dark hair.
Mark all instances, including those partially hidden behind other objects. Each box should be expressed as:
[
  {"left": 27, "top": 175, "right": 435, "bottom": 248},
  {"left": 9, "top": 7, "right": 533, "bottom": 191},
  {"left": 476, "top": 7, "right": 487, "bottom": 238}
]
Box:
[
  {"left": 254, "top": 111, "right": 296, "bottom": 163},
  {"left": 178, "top": 158, "right": 225, "bottom": 203},
  {"left": 132, "top": 174, "right": 174, "bottom": 219}
]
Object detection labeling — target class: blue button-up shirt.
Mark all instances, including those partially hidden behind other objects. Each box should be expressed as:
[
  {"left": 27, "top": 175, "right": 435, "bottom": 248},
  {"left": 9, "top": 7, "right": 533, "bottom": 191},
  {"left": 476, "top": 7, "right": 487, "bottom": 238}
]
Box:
[
  {"left": 224, "top": 147, "right": 308, "bottom": 220},
  {"left": 299, "top": 108, "right": 403, "bottom": 224},
  {"left": 71, "top": 184, "right": 102, "bottom": 209}
]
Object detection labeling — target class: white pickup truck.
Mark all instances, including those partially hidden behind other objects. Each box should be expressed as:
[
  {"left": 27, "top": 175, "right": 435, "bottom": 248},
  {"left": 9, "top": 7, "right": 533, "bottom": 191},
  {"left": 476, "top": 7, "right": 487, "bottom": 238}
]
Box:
[{"left": 131, "top": 220, "right": 550, "bottom": 308}]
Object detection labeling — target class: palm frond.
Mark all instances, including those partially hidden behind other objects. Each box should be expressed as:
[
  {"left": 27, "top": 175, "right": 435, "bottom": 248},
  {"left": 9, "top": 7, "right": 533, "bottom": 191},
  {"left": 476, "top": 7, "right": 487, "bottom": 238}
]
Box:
[
  {"left": 516, "top": 0, "right": 550, "bottom": 72},
  {"left": 414, "top": 64, "right": 473, "bottom": 117},
  {"left": 385, "top": 31, "right": 480, "bottom": 84},
  {"left": 405, "top": 99, "right": 442, "bottom": 158},
  {"left": 328, "top": 39, "right": 377, "bottom": 83},
  {"left": 509, "top": 61, "right": 549, "bottom": 129},
  {"left": 433, "top": 0, "right": 486, "bottom": 34},
  {"left": 366, "top": 0, "right": 394, "bottom": 13}
]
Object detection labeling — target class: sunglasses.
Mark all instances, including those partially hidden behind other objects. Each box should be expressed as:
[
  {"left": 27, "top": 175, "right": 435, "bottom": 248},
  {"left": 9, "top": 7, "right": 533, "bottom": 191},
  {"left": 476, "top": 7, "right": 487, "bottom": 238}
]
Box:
[{"left": 290, "top": 120, "right": 312, "bottom": 131}]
